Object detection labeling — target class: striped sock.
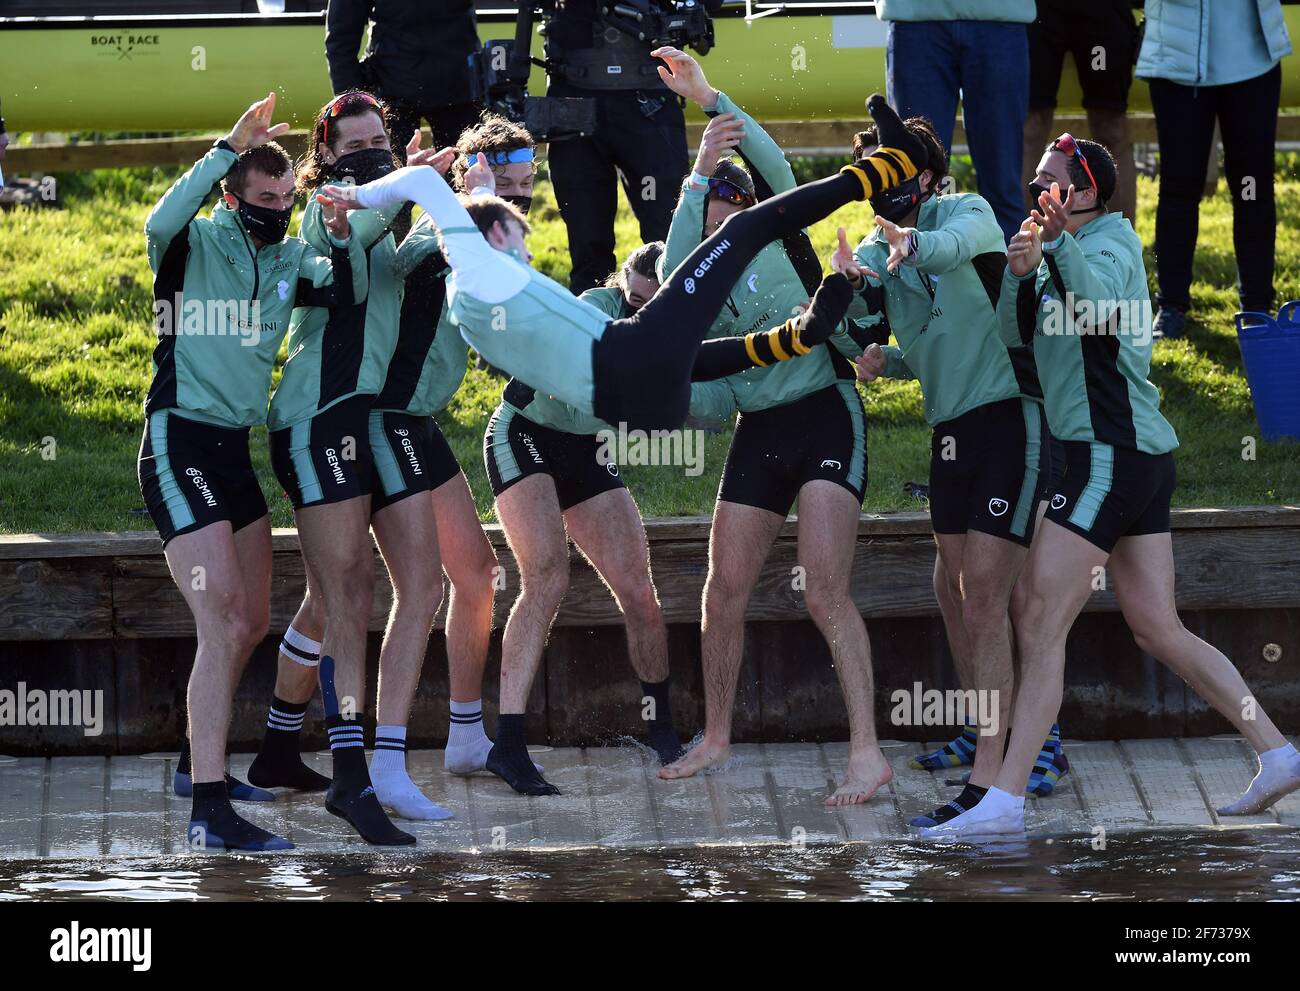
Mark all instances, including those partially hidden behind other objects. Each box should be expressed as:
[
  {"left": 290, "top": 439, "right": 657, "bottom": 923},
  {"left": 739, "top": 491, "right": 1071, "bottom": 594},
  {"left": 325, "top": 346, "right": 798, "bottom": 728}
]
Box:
[
  {"left": 326, "top": 714, "right": 368, "bottom": 786},
  {"left": 279, "top": 625, "right": 321, "bottom": 667},
  {"left": 268, "top": 697, "right": 306, "bottom": 735},
  {"left": 909, "top": 783, "right": 988, "bottom": 828},
  {"left": 1027, "top": 724, "right": 1069, "bottom": 796},
  {"left": 909, "top": 725, "right": 978, "bottom": 771},
  {"left": 247, "top": 696, "right": 330, "bottom": 792},
  {"left": 742, "top": 274, "right": 852, "bottom": 366},
  {"left": 445, "top": 698, "right": 492, "bottom": 774},
  {"left": 370, "top": 724, "right": 452, "bottom": 821}
]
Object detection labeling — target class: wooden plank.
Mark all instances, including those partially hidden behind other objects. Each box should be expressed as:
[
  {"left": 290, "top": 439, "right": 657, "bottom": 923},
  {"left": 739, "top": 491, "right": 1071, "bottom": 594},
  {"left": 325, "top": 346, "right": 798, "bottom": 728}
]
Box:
[
  {"left": 44, "top": 756, "right": 106, "bottom": 858},
  {"left": 4, "top": 506, "right": 1296, "bottom": 558},
  {"left": 881, "top": 740, "right": 948, "bottom": 831},
  {"left": 1064, "top": 741, "right": 1152, "bottom": 832},
  {"left": 105, "top": 756, "right": 166, "bottom": 857},
  {"left": 760, "top": 742, "right": 846, "bottom": 845},
  {"left": 580, "top": 746, "right": 663, "bottom": 849},
  {"left": 1118, "top": 739, "right": 1215, "bottom": 827},
  {"left": 695, "top": 743, "right": 782, "bottom": 844},
  {"left": 11, "top": 117, "right": 1300, "bottom": 172},
  {"left": 0, "top": 558, "right": 113, "bottom": 640},
  {"left": 0, "top": 758, "right": 45, "bottom": 859},
  {"left": 4, "top": 507, "right": 1299, "bottom": 642}
]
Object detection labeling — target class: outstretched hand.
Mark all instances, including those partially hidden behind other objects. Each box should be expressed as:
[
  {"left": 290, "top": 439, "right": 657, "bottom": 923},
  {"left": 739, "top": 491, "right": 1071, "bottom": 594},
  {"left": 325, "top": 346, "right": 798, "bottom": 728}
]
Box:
[
  {"left": 225, "top": 92, "right": 290, "bottom": 154},
  {"left": 464, "top": 152, "right": 495, "bottom": 194},
  {"left": 652, "top": 46, "right": 718, "bottom": 107},
  {"left": 856, "top": 343, "right": 887, "bottom": 383},
  {"left": 873, "top": 215, "right": 913, "bottom": 272},
  {"left": 406, "top": 129, "right": 456, "bottom": 172},
  {"left": 320, "top": 197, "right": 351, "bottom": 241},
  {"left": 1031, "top": 181, "right": 1073, "bottom": 243},
  {"left": 830, "top": 226, "right": 877, "bottom": 285},
  {"left": 1007, "top": 215, "right": 1043, "bottom": 277},
  {"left": 316, "top": 183, "right": 363, "bottom": 213}
]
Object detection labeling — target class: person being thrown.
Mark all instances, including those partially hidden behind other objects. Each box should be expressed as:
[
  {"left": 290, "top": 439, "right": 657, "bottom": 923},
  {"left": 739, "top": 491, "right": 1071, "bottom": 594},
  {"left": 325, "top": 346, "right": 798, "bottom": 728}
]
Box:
[{"left": 314, "top": 94, "right": 930, "bottom": 436}]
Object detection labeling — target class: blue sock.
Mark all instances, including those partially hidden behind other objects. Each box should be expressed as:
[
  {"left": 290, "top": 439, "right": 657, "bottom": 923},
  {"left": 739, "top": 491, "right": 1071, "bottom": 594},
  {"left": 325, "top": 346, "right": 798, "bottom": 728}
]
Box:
[{"left": 909, "top": 725, "right": 978, "bottom": 771}]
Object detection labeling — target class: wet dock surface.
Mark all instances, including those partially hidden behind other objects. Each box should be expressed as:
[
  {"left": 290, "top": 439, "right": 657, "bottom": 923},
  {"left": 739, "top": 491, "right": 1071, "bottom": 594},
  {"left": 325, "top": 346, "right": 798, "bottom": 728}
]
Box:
[{"left": 2, "top": 737, "right": 1298, "bottom": 858}]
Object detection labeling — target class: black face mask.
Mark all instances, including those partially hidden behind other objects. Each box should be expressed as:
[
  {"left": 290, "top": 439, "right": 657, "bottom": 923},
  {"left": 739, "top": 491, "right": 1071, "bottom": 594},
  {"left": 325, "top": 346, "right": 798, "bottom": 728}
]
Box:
[
  {"left": 502, "top": 194, "right": 533, "bottom": 216},
  {"left": 329, "top": 147, "right": 397, "bottom": 185},
  {"left": 869, "top": 175, "right": 928, "bottom": 224},
  {"left": 1028, "top": 181, "right": 1103, "bottom": 216},
  {"left": 236, "top": 197, "right": 293, "bottom": 244}
]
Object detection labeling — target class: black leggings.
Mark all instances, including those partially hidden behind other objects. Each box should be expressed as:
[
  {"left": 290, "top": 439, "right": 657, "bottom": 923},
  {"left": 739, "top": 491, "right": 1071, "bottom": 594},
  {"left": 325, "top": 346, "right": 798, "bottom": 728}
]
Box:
[
  {"left": 591, "top": 170, "right": 861, "bottom": 429},
  {"left": 1148, "top": 64, "right": 1280, "bottom": 313}
]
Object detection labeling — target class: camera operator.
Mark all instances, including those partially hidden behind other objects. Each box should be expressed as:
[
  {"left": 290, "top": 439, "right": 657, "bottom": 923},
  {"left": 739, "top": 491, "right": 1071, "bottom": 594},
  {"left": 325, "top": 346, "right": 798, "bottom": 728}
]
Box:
[
  {"left": 543, "top": 0, "right": 722, "bottom": 293},
  {"left": 325, "top": 0, "right": 483, "bottom": 157}
]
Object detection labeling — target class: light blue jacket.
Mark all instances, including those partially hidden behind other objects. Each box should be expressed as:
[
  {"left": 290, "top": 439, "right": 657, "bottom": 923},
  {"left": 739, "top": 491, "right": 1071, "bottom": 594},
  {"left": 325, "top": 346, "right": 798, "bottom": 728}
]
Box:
[
  {"left": 1137, "top": 0, "right": 1291, "bottom": 87},
  {"left": 875, "top": 0, "right": 1034, "bottom": 23}
]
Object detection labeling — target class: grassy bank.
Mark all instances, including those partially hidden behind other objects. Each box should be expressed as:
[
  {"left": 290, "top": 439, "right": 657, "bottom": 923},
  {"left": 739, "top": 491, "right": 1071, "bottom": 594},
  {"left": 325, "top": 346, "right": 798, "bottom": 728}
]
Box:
[{"left": 1, "top": 164, "right": 1297, "bottom": 534}]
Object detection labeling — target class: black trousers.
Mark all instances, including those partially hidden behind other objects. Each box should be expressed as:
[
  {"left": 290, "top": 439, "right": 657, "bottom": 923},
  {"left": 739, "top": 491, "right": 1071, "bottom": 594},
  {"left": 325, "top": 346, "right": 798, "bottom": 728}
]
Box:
[
  {"left": 386, "top": 101, "right": 484, "bottom": 161},
  {"left": 547, "top": 87, "right": 690, "bottom": 294},
  {"left": 1148, "top": 64, "right": 1281, "bottom": 313},
  {"left": 591, "top": 170, "right": 862, "bottom": 430}
]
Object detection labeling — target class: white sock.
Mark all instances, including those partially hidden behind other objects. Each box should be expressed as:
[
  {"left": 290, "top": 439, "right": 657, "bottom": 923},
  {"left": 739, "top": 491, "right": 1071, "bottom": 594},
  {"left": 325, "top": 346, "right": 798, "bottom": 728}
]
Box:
[
  {"left": 976, "top": 786, "right": 1026, "bottom": 820},
  {"left": 444, "top": 700, "right": 543, "bottom": 775},
  {"left": 1219, "top": 743, "right": 1300, "bottom": 815},
  {"left": 368, "top": 725, "right": 453, "bottom": 821},
  {"left": 444, "top": 700, "right": 493, "bottom": 775},
  {"left": 919, "top": 786, "right": 1025, "bottom": 838}
]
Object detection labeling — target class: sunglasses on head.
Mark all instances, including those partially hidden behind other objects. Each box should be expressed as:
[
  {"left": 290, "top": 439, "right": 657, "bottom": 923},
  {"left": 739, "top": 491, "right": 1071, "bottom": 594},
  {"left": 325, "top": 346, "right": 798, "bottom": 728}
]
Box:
[
  {"left": 708, "top": 177, "right": 753, "bottom": 206},
  {"left": 1052, "top": 132, "right": 1100, "bottom": 198},
  {"left": 322, "top": 91, "right": 383, "bottom": 146}
]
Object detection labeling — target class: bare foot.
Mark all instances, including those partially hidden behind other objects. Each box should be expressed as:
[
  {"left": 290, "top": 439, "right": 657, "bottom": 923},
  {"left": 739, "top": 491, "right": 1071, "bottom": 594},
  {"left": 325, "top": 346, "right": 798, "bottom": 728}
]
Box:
[
  {"left": 658, "top": 738, "right": 730, "bottom": 779},
  {"left": 825, "top": 747, "right": 893, "bottom": 806}
]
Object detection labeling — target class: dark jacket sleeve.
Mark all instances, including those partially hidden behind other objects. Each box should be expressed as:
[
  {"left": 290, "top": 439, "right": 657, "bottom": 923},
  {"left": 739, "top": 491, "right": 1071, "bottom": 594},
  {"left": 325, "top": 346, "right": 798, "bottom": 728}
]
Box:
[{"left": 326, "top": 0, "right": 373, "bottom": 95}]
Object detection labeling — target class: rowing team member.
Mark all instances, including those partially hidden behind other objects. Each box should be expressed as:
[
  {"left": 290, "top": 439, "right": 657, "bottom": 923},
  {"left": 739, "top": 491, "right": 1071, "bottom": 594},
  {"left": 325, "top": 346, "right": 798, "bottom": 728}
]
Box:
[
  {"left": 140, "top": 77, "right": 1297, "bottom": 849},
  {"left": 141, "top": 80, "right": 923, "bottom": 848}
]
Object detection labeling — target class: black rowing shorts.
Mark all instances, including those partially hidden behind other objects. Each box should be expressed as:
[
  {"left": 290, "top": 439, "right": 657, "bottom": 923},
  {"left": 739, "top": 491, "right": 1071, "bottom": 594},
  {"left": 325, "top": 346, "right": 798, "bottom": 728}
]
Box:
[
  {"left": 368, "top": 410, "right": 462, "bottom": 513},
  {"left": 484, "top": 404, "right": 625, "bottom": 511},
  {"left": 1044, "top": 441, "right": 1176, "bottom": 553},
  {"left": 269, "top": 395, "right": 374, "bottom": 509},
  {"left": 718, "top": 382, "right": 867, "bottom": 515},
  {"left": 138, "top": 409, "right": 268, "bottom": 546},
  {"left": 929, "top": 397, "right": 1050, "bottom": 547}
]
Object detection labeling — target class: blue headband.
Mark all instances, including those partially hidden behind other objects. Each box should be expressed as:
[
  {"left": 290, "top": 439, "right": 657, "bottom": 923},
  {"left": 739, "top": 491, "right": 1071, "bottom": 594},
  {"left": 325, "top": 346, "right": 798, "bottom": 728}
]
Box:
[{"left": 464, "top": 148, "right": 535, "bottom": 166}]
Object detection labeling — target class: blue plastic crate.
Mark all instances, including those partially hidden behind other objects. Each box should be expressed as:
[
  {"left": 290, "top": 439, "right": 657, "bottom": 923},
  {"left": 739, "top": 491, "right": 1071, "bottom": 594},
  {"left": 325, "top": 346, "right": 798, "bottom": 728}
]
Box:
[{"left": 1235, "top": 301, "right": 1300, "bottom": 442}]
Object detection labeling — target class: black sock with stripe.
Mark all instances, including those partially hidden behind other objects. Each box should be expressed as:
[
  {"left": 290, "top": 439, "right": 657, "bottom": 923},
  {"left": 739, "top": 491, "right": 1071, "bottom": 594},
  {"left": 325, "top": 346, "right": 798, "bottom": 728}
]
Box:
[
  {"left": 248, "top": 696, "right": 331, "bottom": 792},
  {"left": 324, "top": 715, "right": 415, "bottom": 846},
  {"left": 640, "top": 679, "right": 684, "bottom": 765}
]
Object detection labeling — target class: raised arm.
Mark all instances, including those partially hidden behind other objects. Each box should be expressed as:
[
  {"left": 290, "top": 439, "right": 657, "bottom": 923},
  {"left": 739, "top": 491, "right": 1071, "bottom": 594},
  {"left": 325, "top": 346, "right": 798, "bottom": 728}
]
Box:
[
  {"left": 143, "top": 143, "right": 237, "bottom": 272},
  {"left": 145, "top": 93, "right": 290, "bottom": 271},
  {"left": 906, "top": 194, "right": 1004, "bottom": 276}
]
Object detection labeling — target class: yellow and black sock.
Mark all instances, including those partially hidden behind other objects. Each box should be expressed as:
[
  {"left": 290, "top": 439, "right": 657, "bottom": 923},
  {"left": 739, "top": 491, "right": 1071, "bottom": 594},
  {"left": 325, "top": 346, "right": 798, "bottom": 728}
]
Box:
[
  {"left": 743, "top": 272, "right": 855, "bottom": 366},
  {"left": 841, "top": 92, "right": 928, "bottom": 200}
]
